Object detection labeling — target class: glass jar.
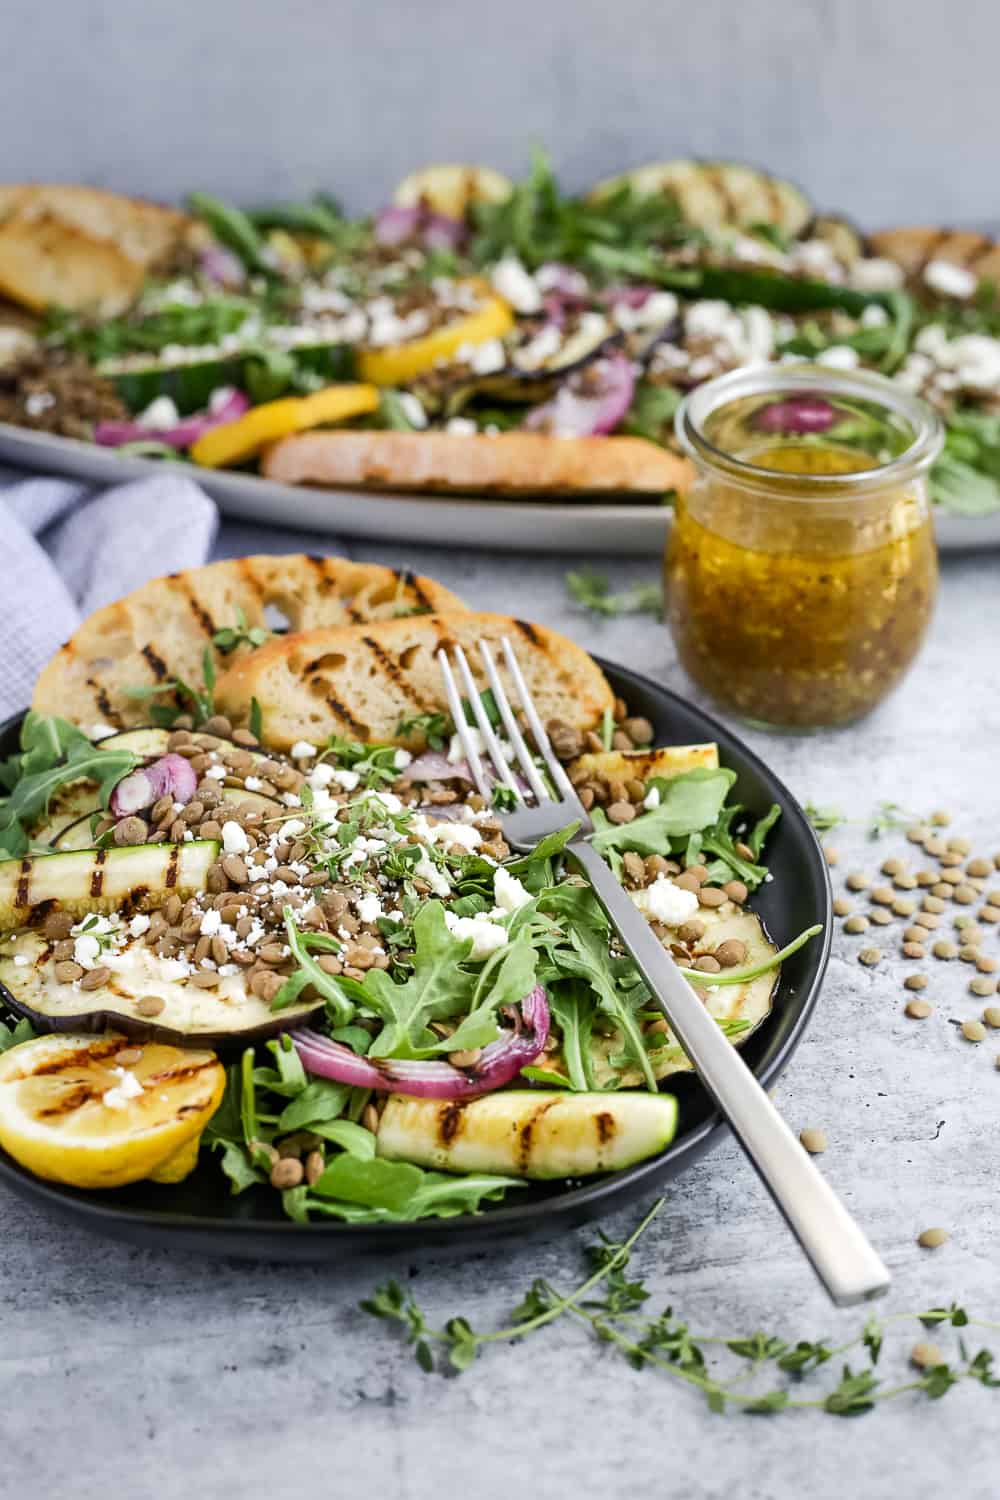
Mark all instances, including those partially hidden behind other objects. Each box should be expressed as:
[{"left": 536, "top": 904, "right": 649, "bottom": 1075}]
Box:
[{"left": 667, "top": 366, "right": 943, "bottom": 730}]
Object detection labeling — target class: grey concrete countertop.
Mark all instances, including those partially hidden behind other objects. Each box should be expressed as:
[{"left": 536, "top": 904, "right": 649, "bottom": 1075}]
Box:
[{"left": 2, "top": 527, "right": 998, "bottom": 1500}]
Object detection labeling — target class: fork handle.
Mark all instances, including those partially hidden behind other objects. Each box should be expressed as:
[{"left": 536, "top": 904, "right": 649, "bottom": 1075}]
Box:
[{"left": 567, "top": 841, "right": 890, "bottom": 1307}]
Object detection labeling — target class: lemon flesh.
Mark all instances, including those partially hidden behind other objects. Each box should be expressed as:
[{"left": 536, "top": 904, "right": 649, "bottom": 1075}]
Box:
[{"left": 0, "top": 1032, "right": 224, "bottom": 1189}]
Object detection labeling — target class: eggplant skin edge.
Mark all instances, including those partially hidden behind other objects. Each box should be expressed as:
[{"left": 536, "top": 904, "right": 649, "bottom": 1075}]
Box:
[{"left": 0, "top": 979, "right": 323, "bottom": 1050}]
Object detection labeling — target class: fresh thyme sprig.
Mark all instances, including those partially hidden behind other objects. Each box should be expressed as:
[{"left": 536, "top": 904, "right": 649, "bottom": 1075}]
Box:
[
  {"left": 363, "top": 1198, "right": 1000, "bottom": 1413},
  {"left": 211, "top": 606, "right": 272, "bottom": 654},
  {"left": 566, "top": 569, "right": 663, "bottom": 620},
  {"left": 803, "top": 802, "right": 845, "bottom": 833}
]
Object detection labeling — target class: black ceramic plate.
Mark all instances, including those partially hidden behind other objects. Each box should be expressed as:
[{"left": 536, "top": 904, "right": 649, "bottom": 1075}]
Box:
[{"left": 0, "top": 660, "right": 831, "bottom": 1261}]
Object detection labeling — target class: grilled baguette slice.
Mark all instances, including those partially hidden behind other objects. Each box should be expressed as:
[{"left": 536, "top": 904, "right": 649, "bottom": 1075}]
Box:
[
  {"left": 868, "top": 226, "right": 1000, "bottom": 286},
  {"left": 0, "top": 185, "right": 192, "bottom": 314},
  {"left": 262, "top": 430, "right": 691, "bottom": 497},
  {"left": 215, "top": 611, "right": 615, "bottom": 749},
  {"left": 33, "top": 554, "right": 466, "bottom": 731}
]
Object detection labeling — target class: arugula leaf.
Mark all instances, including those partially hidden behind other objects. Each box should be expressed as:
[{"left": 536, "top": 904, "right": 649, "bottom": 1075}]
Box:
[
  {"left": 699, "top": 803, "right": 780, "bottom": 891},
  {"left": 0, "top": 1015, "right": 37, "bottom": 1053},
  {"left": 545, "top": 980, "right": 598, "bottom": 1091},
  {"left": 275, "top": 1078, "right": 353, "bottom": 1133},
  {"left": 307, "top": 1155, "right": 523, "bottom": 1220},
  {"left": 0, "top": 713, "right": 141, "bottom": 857},
  {"left": 556, "top": 925, "right": 655, "bottom": 1090},
  {"left": 361, "top": 904, "right": 537, "bottom": 1059},
  {"left": 590, "top": 768, "right": 736, "bottom": 857},
  {"left": 620, "top": 381, "right": 682, "bottom": 446}
]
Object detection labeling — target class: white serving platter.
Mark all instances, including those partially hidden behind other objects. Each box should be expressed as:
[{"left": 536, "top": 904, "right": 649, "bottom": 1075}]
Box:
[{"left": 1, "top": 421, "right": 996, "bottom": 554}]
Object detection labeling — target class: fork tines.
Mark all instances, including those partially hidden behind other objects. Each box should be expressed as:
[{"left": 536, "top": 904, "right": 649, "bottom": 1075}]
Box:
[{"left": 435, "top": 638, "right": 578, "bottom": 807}]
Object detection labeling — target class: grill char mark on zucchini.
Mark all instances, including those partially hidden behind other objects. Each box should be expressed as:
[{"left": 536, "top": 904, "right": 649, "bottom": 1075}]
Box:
[{"left": 89, "top": 848, "right": 107, "bottom": 899}]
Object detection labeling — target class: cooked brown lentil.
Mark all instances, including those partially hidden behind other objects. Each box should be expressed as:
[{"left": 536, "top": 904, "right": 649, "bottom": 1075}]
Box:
[
  {"left": 962, "top": 1020, "right": 987, "bottom": 1042},
  {"left": 902, "top": 942, "right": 926, "bottom": 959},
  {"left": 845, "top": 872, "right": 870, "bottom": 891},
  {"left": 870, "top": 885, "right": 895, "bottom": 906},
  {"left": 869, "top": 909, "right": 893, "bottom": 926},
  {"left": 917, "top": 1227, "right": 949, "bottom": 1248},
  {"left": 833, "top": 897, "right": 852, "bottom": 917},
  {"left": 799, "top": 1128, "right": 827, "bottom": 1154},
  {"left": 970, "top": 976, "right": 998, "bottom": 998},
  {"left": 844, "top": 915, "right": 870, "bottom": 934},
  {"left": 905, "top": 998, "right": 932, "bottom": 1019},
  {"left": 904, "top": 974, "right": 928, "bottom": 991},
  {"left": 921, "top": 894, "right": 946, "bottom": 913},
  {"left": 982, "top": 1006, "right": 1000, "bottom": 1029},
  {"left": 932, "top": 940, "right": 958, "bottom": 960},
  {"left": 858, "top": 948, "right": 882, "bottom": 966},
  {"left": 911, "top": 1342, "right": 945, "bottom": 1369}
]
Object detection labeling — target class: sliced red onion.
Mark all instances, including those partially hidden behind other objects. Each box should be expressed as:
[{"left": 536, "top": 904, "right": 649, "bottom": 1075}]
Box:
[
  {"left": 199, "top": 245, "right": 246, "bottom": 287},
  {"left": 601, "top": 284, "right": 657, "bottom": 310},
  {"left": 402, "top": 750, "right": 474, "bottom": 785},
  {"left": 374, "top": 204, "right": 466, "bottom": 251},
  {"left": 110, "top": 753, "right": 198, "bottom": 818},
  {"left": 95, "top": 389, "right": 250, "bottom": 450},
  {"left": 535, "top": 262, "right": 590, "bottom": 301},
  {"left": 522, "top": 348, "right": 635, "bottom": 437},
  {"left": 291, "top": 986, "right": 550, "bottom": 1100},
  {"left": 374, "top": 204, "right": 421, "bottom": 246},
  {"left": 754, "top": 395, "right": 838, "bottom": 435},
  {"left": 422, "top": 212, "right": 467, "bottom": 251}
]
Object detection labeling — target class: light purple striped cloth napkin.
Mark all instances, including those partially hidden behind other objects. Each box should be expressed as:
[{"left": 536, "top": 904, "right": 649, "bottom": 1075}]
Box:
[{"left": 0, "top": 468, "right": 217, "bottom": 720}]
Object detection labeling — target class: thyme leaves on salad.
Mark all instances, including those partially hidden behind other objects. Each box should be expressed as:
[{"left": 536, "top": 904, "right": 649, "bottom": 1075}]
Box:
[{"left": 364, "top": 1197, "right": 1000, "bottom": 1412}]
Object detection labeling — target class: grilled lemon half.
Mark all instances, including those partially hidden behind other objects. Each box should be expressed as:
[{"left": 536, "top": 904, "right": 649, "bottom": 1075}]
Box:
[{"left": 0, "top": 1033, "right": 224, "bottom": 1189}]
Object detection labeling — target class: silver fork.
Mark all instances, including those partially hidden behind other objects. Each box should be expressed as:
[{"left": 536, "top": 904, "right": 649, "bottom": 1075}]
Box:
[{"left": 437, "top": 637, "right": 890, "bottom": 1307}]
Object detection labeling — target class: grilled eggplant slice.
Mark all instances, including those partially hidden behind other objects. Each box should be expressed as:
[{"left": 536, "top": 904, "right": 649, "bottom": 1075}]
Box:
[
  {"left": 0, "top": 842, "right": 218, "bottom": 929},
  {"left": 0, "top": 928, "right": 321, "bottom": 1047},
  {"left": 430, "top": 321, "right": 618, "bottom": 418},
  {"left": 377, "top": 1090, "right": 677, "bottom": 1178},
  {"left": 590, "top": 160, "right": 812, "bottom": 238}
]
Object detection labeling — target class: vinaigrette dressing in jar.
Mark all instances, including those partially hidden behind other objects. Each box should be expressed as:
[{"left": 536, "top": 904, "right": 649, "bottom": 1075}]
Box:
[{"left": 667, "top": 367, "right": 943, "bottom": 729}]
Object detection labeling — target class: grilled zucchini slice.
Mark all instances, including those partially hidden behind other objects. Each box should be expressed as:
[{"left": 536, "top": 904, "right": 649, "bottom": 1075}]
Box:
[
  {"left": 590, "top": 160, "right": 812, "bottom": 237},
  {"left": 376, "top": 1091, "right": 677, "bottom": 1178},
  {"left": 0, "top": 841, "right": 218, "bottom": 929}
]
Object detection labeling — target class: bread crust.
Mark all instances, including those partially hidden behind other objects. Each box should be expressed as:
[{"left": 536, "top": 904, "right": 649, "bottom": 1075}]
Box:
[
  {"left": 262, "top": 430, "right": 692, "bottom": 497},
  {"left": 32, "top": 554, "right": 466, "bottom": 730}
]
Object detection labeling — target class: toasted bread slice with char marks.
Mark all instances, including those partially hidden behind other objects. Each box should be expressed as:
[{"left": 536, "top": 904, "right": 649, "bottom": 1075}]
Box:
[
  {"left": 868, "top": 226, "right": 1000, "bottom": 286},
  {"left": 215, "top": 611, "right": 615, "bottom": 749},
  {"left": 32, "top": 554, "right": 466, "bottom": 732},
  {"left": 262, "top": 429, "right": 692, "bottom": 497}
]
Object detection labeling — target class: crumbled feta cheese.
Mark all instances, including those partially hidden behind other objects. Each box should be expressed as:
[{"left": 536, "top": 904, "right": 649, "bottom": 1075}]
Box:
[
  {"left": 848, "top": 256, "right": 905, "bottom": 293},
  {"left": 103, "top": 1069, "right": 145, "bottom": 1110},
  {"left": 414, "top": 850, "right": 451, "bottom": 896},
  {"left": 642, "top": 786, "right": 661, "bottom": 810},
  {"left": 394, "top": 748, "right": 412, "bottom": 770},
  {"left": 611, "top": 290, "right": 679, "bottom": 332},
  {"left": 25, "top": 391, "right": 57, "bottom": 417},
  {"left": 815, "top": 345, "right": 860, "bottom": 370},
  {"left": 630, "top": 876, "right": 700, "bottom": 927},
  {"left": 128, "top": 914, "right": 151, "bottom": 937},
  {"left": 788, "top": 239, "right": 843, "bottom": 283},
  {"left": 204, "top": 765, "right": 227, "bottom": 781},
  {"left": 467, "top": 338, "right": 506, "bottom": 375},
  {"left": 491, "top": 255, "right": 543, "bottom": 314},
  {"left": 371, "top": 790, "right": 403, "bottom": 815},
  {"left": 443, "top": 911, "right": 509, "bottom": 959},
  {"left": 924, "top": 259, "right": 978, "bottom": 300},
  {"left": 208, "top": 385, "right": 239, "bottom": 413},
  {"left": 221, "top": 820, "right": 250, "bottom": 855},
  {"left": 356, "top": 893, "right": 384, "bottom": 925},
  {"left": 860, "top": 304, "right": 889, "bottom": 328},
  {"left": 136, "top": 395, "right": 181, "bottom": 430},
  {"left": 12, "top": 954, "right": 28, "bottom": 967},
  {"left": 200, "top": 908, "right": 222, "bottom": 936},
  {"left": 513, "top": 323, "right": 563, "bottom": 371},
  {"left": 309, "top": 762, "right": 336, "bottom": 788},
  {"left": 493, "top": 866, "right": 532, "bottom": 914},
  {"left": 447, "top": 728, "right": 483, "bottom": 764},
  {"left": 445, "top": 417, "right": 477, "bottom": 435},
  {"left": 332, "top": 768, "right": 360, "bottom": 792},
  {"left": 397, "top": 391, "right": 428, "bottom": 428},
  {"left": 278, "top": 819, "right": 306, "bottom": 840},
  {"left": 243, "top": 775, "right": 264, "bottom": 792},
  {"left": 281, "top": 792, "right": 302, "bottom": 807},
  {"left": 72, "top": 934, "right": 103, "bottom": 969},
  {"left": 290, "top": 741, "right": 318, "bottom": 760}
]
